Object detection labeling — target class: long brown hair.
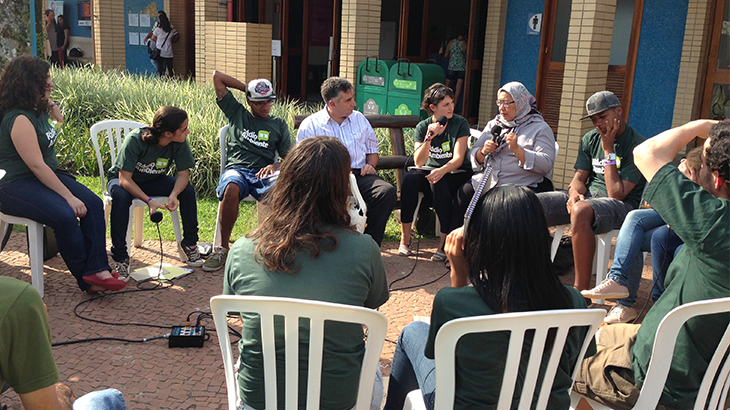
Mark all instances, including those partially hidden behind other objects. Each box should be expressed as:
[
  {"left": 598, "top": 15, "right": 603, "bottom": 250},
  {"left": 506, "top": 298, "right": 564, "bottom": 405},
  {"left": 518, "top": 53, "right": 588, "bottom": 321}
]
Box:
[
  {"left": 0, "top": 56, "right": 51, "bottom": 121},
  {"left": 247, "top": 136, "right": 352, "bottom": 273}
]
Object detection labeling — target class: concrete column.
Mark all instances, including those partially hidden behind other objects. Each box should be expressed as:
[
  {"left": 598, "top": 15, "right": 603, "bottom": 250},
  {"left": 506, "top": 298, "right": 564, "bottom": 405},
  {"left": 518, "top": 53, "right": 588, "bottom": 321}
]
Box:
[
  {"left": 339, "top": 0, "right": 381, "bottom": 82},
  {"left": 553, "top": 0, "right": 616, "bottom": 189},
  {"left": 478, "top": 0, "right": 510, "bottom": 126}
]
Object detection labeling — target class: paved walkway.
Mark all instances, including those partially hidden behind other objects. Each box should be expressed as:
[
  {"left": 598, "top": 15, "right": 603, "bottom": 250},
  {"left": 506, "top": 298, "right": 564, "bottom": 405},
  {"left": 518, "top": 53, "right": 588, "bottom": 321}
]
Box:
[{"left": 0, "top": 231, "right": 655, "bottom": 409}]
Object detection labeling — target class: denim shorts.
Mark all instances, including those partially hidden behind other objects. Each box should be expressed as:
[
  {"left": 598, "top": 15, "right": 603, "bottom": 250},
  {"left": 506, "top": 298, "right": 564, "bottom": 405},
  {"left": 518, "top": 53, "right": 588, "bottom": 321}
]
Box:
[
  {"left": 216, "top": 167, "right": 278, "bottom": 201},
  {"left": 538, "top": 190, "right": 635, "bottom": 234}
]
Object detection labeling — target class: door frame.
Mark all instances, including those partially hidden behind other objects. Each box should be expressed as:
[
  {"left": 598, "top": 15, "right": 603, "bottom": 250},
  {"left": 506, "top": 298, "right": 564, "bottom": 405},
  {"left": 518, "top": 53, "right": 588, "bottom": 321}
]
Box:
[{"left": 700, "top": 0, "right": 729, "bottom": 119}]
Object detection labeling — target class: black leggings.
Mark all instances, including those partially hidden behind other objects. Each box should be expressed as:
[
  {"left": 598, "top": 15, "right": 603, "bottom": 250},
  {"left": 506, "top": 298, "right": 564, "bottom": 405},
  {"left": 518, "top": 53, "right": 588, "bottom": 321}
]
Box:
[
  {"left": 157, "top": 57, "right": 173, "bottom": 77},
  {"left": 400, "top": 169, "right": 472, "bottom": 234},
  {"left": 454, "top": 176, "right": 555, "bottom": 224}
]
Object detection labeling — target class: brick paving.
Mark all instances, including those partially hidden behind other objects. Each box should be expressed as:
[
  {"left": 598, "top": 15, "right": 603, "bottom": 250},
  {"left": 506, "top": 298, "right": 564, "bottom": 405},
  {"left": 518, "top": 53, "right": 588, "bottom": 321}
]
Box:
[{"left": 0, "top": 231, "right": 656, "bottom": 409}]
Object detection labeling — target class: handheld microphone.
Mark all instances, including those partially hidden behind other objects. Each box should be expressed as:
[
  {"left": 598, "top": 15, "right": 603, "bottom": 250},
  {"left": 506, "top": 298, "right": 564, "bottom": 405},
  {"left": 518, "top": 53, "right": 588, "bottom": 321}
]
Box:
[
  {"left": 150, "top": 211, "right": 163, "bottom": 224},
  {"left": 485, "top": 124, "right": 503, "bottom": 159},
  {"left": 425, "top": 115, "right": 448, "bottom": 140}
]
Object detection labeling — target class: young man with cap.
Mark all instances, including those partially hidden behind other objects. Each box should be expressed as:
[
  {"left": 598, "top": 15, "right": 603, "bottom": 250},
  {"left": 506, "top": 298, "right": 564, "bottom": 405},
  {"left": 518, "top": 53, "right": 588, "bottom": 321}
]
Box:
[
  {"left": 204, "top": 70, "right": 292, "bottom": 272},
  {"left": 296, "top": 77, "right": 397, "bottom": 246},
  {"left": 537, "top": 91, "right": 646, "bottom": 316},
  {"left": 572, "top": 119, "right": 729, "bottom": 410}
]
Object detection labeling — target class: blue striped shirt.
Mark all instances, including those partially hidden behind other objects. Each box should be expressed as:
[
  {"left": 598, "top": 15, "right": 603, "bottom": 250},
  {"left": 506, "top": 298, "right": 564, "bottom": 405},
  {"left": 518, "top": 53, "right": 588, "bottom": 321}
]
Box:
[{"left": 296, "top": 109, "right": 379, "bottom": 169}]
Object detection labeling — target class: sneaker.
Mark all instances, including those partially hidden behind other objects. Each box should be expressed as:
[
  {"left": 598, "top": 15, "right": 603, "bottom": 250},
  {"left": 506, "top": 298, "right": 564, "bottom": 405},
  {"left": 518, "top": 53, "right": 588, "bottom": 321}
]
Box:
[
  {"left": 431, "top": 249, "right": 447, "bottom": 262},
  {"left": 604, "top": 304, "right": 638, "bottom": 324},
  {"left": 398, "top": 244, "right": 412, "bottom": 256},
  {"left": 581, "top": 279, "right": 630, "bottom": 300},
  {"left": 203, "top": 247, "right": 228, "bottom": 272},
  {"left": 114, "top": 260, "right": 130, "bottom": 282},
  {"left": 179, "top": 243, "right": 204, "bottom": 268}
]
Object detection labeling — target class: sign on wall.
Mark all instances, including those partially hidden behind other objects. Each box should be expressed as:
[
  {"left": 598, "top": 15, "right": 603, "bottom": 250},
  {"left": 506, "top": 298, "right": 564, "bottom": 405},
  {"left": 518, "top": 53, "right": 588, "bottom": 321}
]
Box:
[{"left": 527, "top": 13, "right": 542, "bottom": 35}]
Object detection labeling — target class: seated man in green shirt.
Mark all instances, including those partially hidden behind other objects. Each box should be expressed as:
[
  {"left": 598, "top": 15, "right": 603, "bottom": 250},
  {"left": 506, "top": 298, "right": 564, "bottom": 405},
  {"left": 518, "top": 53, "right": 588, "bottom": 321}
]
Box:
[
  {"left": 537, "top": 91, "right": 646, "bottom": 317},
  {"left": 572, "top": 119, "right": 730, "bottom": 409},
  {"left": 0, "top": 277, "right": 126, "bottom": 409},
  {"left": 204, "top": 72, "right": 292, "bottom": 273}
]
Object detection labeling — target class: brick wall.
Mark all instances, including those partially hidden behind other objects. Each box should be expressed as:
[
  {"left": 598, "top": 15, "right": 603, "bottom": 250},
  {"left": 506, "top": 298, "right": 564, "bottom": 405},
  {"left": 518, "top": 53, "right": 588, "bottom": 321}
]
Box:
[
  {"left": 552, "top": 0, "right": 616, "bottom": 189},
  {"left": 672, "top": 0, "right": 714, "bottom": 127},
  {"left": 201, "top": 22, "right": 272, "bottom": 82},
  {"left": 166, "top": 0, "right": 190, "bottom": 78},
  {"left": 478, "top": 0, "right": 509, "bottom": 126},
  {"left": 92, "top": 0, "right": 125, "bottom": 70},
  {"left": 340, "top": 0, "right": 381, "bottom": 82},
  {"left": 195, "top": 0, "right": 228, "bottom": 83}
]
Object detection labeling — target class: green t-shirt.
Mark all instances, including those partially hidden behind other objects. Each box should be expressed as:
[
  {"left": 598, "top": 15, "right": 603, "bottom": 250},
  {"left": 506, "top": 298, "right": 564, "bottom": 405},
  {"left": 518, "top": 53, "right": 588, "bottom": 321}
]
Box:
[
  {"left": 0, "top": 277, "right": 60, "bottom": 394},
  {"left": 426, "top": 285, "right": 594, "bottom": 410},
  {"left": 631, "top": 164, "right": 730, "bottom": 409},
  {"left": 0, "top": 109, "right": 60, "bottom": 186},
  {"left": 414, "top": 115, "right": 471, "bottom": 171},
  {"left": 573, "top": 125, "right": 646, "bottom": 208},
  {"left": 223, "top": 226, "right": 389, "bottom": 410},
  {"left": 106, "top": 128, "right": 195, "bottom": 183},
  {"left": 216, "top": 92, "right": 292, "bottom": 170}
]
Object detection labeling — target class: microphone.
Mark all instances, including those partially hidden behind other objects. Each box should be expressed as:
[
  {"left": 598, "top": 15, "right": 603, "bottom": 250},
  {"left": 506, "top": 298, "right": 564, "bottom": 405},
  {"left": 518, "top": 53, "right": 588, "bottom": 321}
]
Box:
[
  {"left": 426, "top": 115, "right": 448, "bottom": 140},
  {"left": 150, "top": 211, "right": 163, "bottom": 224},
  {"left": 484, "top": 125, "right": 503, "bottom": 160}
]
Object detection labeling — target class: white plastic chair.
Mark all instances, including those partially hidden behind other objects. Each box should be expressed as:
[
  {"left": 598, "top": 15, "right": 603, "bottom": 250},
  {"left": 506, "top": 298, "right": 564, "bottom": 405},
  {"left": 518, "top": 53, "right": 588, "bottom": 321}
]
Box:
[
  {"left": 570, "top": 296, "right": 730, "bottom": 410},
  {"left": 212, "top": 125, "right": 256, "bottom": 247},
  {"left": 210, "top": 295, "right": 388, "bottom": 410},
  {"left": 0, "top": 213, "right": 45, "bottom": 297},
  {"left": 90, "top": 120, "right": 185, "bottom": 261},
  {"left": 403, "top": 309, "right": 605, "bottom": 410},
  {"left": 550, "top": 227, "right": 620, "bottom": 305}
]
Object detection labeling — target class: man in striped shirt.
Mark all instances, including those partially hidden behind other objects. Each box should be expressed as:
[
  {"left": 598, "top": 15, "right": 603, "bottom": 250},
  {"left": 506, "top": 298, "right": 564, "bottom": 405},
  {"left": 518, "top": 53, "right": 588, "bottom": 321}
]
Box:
[{"left": 297, "top": 77, "right": 397, "bottom": 246}]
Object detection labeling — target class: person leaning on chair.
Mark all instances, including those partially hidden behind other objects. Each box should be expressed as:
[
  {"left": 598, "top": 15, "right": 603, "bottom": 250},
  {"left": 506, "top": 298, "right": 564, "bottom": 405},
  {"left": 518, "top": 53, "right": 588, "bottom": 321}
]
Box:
[
  {"left": 537, "top": 91, "right": 646, "bottom": 293},
  {"left": 572, "top": 119, "right": 730, "bottom": 409},
  {"left": 203, "top": 71, "right": 292, "bottom": 273},
  {"left": 296, "top": 77, "right": 397, "bottom": 247},
  {"left": 223, "top": 136, "right": 389, "bottom": 410}
]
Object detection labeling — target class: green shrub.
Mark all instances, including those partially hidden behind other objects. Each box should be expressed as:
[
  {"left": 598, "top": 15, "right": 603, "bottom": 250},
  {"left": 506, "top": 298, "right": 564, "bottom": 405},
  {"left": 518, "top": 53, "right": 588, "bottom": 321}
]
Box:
[{"left": 51, "top": 66, "right": 415, "bottom": 196}]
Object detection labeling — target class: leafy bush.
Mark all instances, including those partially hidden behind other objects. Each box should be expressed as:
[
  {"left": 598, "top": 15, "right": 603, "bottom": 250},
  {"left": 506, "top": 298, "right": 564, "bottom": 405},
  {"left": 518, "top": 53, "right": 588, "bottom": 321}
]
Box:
[{"left": 51, "top": 66, "right": 412, "bottom": 196}]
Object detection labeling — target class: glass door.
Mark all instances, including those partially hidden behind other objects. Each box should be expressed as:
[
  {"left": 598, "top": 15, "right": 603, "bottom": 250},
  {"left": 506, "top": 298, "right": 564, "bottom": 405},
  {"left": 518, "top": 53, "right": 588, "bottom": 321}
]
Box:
[{"left": 701, "top": 0, "right": 730, "bottom": 121}]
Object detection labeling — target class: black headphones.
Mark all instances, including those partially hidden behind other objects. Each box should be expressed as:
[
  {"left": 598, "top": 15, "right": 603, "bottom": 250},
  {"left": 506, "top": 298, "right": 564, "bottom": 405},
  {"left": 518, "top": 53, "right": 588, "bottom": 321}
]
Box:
[{"left": 429, "top": 86, "right": 446, "bottom": 105}]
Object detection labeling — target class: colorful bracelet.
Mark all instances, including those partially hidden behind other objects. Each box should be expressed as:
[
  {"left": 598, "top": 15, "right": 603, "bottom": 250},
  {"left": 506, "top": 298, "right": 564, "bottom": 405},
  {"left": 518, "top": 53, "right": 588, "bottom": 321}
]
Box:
[
  {"left": 145, "top": 197, "right": 153, "bottom": 204},
  {"left": 603, "top": 160, "right": 617, "bottom": 166},
  {"left": 367, "top": 163, "right": 375, "bottom": 168},
  {"left": 50, "top": 102, "right": 57, "bottom": 108}
]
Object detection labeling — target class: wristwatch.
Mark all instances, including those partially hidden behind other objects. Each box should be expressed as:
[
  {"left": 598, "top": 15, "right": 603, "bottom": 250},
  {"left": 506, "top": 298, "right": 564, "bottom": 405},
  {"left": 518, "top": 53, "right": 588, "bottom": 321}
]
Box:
[{"left": 605, "top": 153, "right": 617, "bottom": 161}]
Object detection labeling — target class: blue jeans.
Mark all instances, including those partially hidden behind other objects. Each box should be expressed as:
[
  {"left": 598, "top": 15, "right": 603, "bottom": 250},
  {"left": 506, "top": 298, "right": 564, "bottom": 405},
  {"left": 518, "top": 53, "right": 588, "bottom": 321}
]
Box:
[
  {"left": 73, "top": 388, "right": 126, "bottom": 410},
  {"left": 108, "top": 177, "right": 198, "bottom": 263},
  {"left": 384, "top": 321, "right": 436, "bottom": 410},
  {"left": 607, "top": 209, "right": 664, "bottom": 308},
  {"left": 650, "top": 225, "right": 683, "bottom": 302},
  {"left": 215, "top": 167, "right": 277, "bottom": 201},
  {"left": 0, "top": 173, "right": 111, "bottom": 292}
]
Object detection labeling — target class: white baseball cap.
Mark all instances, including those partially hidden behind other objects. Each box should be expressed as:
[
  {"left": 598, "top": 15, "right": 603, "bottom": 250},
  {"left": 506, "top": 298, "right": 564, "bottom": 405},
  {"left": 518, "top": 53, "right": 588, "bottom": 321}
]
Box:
[{"left": 246, "top": 79, "right": 277, "bottom": 101}]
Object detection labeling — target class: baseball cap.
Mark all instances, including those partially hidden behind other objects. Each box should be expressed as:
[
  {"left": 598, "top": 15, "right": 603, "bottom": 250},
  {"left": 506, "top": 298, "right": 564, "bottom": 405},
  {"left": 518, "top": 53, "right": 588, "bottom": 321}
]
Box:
[
  {"left": 580, "top": 91, "right": 621, "bottom": 120},
  {"left": 246, "top": 79, "right": 276, "bottom": 101}
]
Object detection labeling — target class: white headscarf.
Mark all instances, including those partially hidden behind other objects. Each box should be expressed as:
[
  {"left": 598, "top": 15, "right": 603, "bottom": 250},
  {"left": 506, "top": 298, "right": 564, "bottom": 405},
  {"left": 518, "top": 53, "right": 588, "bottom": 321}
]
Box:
[{"left": 496, "top": 82, "right": 540, "bottom": 128}]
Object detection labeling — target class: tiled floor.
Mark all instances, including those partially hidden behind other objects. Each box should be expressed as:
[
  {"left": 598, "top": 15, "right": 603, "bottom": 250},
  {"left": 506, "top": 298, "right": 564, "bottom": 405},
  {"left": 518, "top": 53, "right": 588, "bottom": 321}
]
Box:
[{"left": 0, "top": 231, "right": 655, "bottom": 409}]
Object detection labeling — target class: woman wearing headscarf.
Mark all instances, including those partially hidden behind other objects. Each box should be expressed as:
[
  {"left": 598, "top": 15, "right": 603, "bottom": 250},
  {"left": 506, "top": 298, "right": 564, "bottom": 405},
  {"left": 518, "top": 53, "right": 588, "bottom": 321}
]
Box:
[{"left": 454, "top": 81, "right": 556, "bottom": 219}]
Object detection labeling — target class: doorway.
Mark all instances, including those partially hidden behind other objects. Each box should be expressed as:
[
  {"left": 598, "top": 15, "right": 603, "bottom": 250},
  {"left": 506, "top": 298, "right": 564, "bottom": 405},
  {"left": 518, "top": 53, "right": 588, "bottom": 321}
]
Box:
[
  {"left": 701, "top": 0, "right": 730, "bottom": 121},
  {"left": 536, "top": 0, "right": 643, "bottom": 133},
  {"left": 280, "top": 0, "right": 341, "bottom": 102},
  {"left": 384, "top": 0, "right": 486, "bottom": 122}
]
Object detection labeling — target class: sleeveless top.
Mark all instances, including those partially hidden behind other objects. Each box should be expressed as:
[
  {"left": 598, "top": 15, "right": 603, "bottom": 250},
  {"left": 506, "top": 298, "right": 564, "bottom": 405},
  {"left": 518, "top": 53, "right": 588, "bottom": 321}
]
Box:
[{"left": 448, "top": 39, "right": 467, "bottom": 72}]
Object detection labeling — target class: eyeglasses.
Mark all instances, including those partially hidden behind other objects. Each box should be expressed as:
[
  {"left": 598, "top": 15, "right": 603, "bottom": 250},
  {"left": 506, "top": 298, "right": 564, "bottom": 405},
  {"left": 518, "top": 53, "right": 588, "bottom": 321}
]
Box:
[
  {"left": 250, "top": 100, "right": 275, "bottom": 107},
  {"left": 496, "top": 100, "right": 515, "bottom": 107}
]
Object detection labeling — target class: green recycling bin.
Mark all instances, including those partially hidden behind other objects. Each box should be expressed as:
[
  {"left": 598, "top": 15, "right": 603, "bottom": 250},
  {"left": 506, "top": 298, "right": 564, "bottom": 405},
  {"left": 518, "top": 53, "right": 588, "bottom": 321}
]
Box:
[
  {"left": 356, "top": 56, "right": 396, "bottom": 115},
  {"left": 386, "top": 58, "right": 445, "bottom": 119}
]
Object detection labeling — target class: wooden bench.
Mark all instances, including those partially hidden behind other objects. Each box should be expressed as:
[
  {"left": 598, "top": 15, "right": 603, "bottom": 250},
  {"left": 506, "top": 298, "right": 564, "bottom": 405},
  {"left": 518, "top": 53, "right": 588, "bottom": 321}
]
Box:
[{"left": 293, "top": 114, "right": 419, "bottom": 191}]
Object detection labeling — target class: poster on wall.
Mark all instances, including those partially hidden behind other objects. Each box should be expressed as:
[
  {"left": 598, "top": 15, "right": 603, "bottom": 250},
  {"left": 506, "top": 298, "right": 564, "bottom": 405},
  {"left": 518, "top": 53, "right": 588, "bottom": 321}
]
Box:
[
  {"left": 48, "top": 1, "right": 64, "bottom": 22},
  {"left": 78, "top": 1, "right": 91, "bottom": 26}
]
